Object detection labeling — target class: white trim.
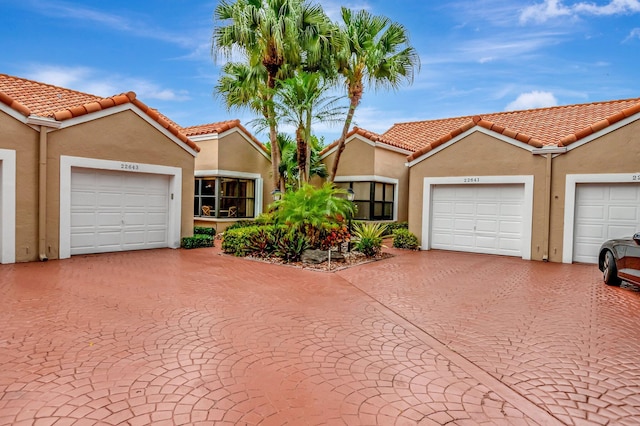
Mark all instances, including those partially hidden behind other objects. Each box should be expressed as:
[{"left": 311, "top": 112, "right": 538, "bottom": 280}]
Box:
[
  {"left": 26, "top": 115, "right": 61, "bottom": 128},
  {"left": 0, "top": 103, "right": 29, "bottom": 123},
  {"left": 562, "top": 172, "right": 640, "bottom": 263},
  {"left": 421, "top": 175, "right": 534, "bottom": 260},
  {"left": 194, "top": 170, "right": 263, "bottom": 217},
  {"left": 408, "top": 127, "right": 537, "bottom": 167},
  {"left": 320, "top": 133, "right": 412, "bottom": 159},
  {"left": 195, "top": 169, "right": 262, "bottom": 179},
  {"left": 189, "top": 133, "right": 219, "bottom": 143},
  {"left": 0, "top": 149, "right": 16, "bottom": 264},
  {"left": 334, "top": 175, "right": 399, "bottom": 221},
  {"left": 563, "top": 113, "right": 640, "bottom": 152},
  {"left": 59, "top": 156, "right": 183, "bottom": 259},
  {"left": 56, "top": 104, "right": 198, "bottom": 157},
  {"left": 374, "top": 142, "right": 413, "bottom": 155}
]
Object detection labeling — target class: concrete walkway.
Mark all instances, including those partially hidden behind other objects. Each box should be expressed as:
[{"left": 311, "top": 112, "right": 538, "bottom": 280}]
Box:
[{"left": 1, "top": 246, "right": 639, "bottom": 425}]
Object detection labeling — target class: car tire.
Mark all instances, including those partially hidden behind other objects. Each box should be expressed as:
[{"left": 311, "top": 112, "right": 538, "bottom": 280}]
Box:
[{"left": 603, "top": 250, "right": 622, "bottom": 286}]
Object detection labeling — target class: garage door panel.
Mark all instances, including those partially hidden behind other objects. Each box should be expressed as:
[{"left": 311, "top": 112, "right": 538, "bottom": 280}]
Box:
[
  {"left": 431, "top": 184, "right": 524, "bottom": 257},
  {"left": 70, "top": 169, "right": 169, "bottom": 255},
  {"left": 455, "top": 202, "right": 474, "bottom": 215},
  {"left": 573, "top": 183, "right": 640, "bottom": 263},
  {"left": 476, "top": 219, "right": 498, "bottom": 232},
  {"left": 477, "top": 203, "right": 499, "bottom": 216},
  {"left": 608, "top": 206, "right": 638, "bottom": 220},
  {"left": 454, "top": 218, "right": 475, "bottom": 231}
]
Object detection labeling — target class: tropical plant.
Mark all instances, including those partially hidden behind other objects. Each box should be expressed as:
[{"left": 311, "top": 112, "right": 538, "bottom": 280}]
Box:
[
  {"left": 274, "top": 71, "right": 345, "bottom": 183},
  {"left": 267, "top": 133, "right": 328, "bottom": 190},
  {"left": 329, "top": 7, "right": 420, "bottom": 181},
  {"left": 213, "top": 0, "right": 337, "bottom": 191},
  {"left": 352, "top": 221, "right": 387, "bottom": 257},
  {"left": 392, "top": 228, "right": 419, "bottom": 250},
  {"left": 272, "top": 183, "right": 355, "bottom": 247}
]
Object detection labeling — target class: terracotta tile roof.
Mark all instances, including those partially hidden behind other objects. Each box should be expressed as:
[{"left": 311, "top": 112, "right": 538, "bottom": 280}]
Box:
[
  {"left": 0, "top": 73, "right": 199, "bottom": 152},
  {"left": 387, "top": 97, "right": 640, "bottom": 162},
  {"left": 182, "top": 119, "right": 269, "bottom": 153},
  {"left": 319, "top": 127, "right": 409, "bottom": 156}
]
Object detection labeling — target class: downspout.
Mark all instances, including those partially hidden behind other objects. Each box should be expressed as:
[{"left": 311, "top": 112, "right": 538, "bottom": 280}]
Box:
[
  {"left": 532, "top": 146, "right": 567, "bottom": 262},
  {"left": 27, "top": 116, "right": 60, "bottom": 261},
  {"left": 541, "top": 153, "right": 552, "bottom": 262},
  {"left": 38, "top": 128, "right": 48, "bottom": 261}
]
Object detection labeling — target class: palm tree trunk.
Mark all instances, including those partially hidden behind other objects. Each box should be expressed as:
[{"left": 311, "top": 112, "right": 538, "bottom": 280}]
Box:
[
  {"left": 296, "top": 125, "right": 307, "bottom": 184},
  {"left": 329, "top": 95, "right": 359, "bottom": 182},
  {"left": 266, "top": 74, "right": 281, "bottom": 191}
]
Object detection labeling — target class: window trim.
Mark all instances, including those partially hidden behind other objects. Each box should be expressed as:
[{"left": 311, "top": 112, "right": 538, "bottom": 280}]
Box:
[
  {"left": 335, "top": 175, "right": 398, "bottom": 221},
  {"left": 194, "top": 170, "right": 263, "bottom": 220}
]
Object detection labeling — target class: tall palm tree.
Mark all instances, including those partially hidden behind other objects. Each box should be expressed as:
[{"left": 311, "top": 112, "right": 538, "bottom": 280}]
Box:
[
  {"left": 213, "top": 0, "right": 335, "bottom": 191},
  {"left": 275, "top": 72, "right": 344, "bottom": 183},
  {"left": 215, "top": 61, "right": 269, "bottom": 119},
  {"left": 328, "top": 7, "right": 420, "bottom": 182}
]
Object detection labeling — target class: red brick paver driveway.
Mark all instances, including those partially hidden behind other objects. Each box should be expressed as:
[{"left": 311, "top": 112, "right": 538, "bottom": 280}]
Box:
[{"left": 1, "top": 247, "right": 639, "bottom": 425}]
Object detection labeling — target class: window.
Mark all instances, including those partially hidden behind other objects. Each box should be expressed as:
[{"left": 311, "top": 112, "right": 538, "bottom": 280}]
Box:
[
  {"left": 336, "top": 181, "right": 395, "bottom": 220},
  {"left": 194, "top": 177, "right": 256, "bottom": 218}
]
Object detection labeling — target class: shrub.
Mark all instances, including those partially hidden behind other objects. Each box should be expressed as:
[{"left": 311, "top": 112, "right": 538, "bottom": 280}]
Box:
[
  {"left": 318, "top": 223, "right": 350, "bottom": 250},
  {"left": 181, "top": 234, "right": 214, "bottom": 249},
  {"left": 384, "top": 221, "right": 408, "bottom": 236},
  {"left": 222, "top": 226, "right": 262, "bottom": 256},
  {"left": 194, "top": 226, "right": 215, "bottom": 236},
  {"left": 352, "top": 222, "right": 387, "bottom": 257},
  {"left": 225, "top": 220, "right": 258, "bottom": 232},
  {"left": 247, "top": 226, "right": 278, "bottom": 258},
  {"left": 274, "top": 231, "right": 310, "bottom": 262},
  {"left": 272, "top": 183, "right": 355, "bottom": 248},
  {"left": 392, "top": 228, "right": 419, "bottom": 250}
]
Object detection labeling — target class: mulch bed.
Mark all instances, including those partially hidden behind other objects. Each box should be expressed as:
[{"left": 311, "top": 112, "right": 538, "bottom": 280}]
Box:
[{"left": 226, "top": 250, "right": 394, "bottom": 272}]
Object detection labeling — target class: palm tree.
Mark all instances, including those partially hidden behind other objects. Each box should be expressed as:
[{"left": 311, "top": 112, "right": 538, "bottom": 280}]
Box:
[
  {"left": 215, "top": 61, "right": 270, "bottom": 120},
  {"left": 328, "top": 7, "right": 420, "bottom": 182},
  {"left": 265, "top": 133, "right": 328, "bottom": 190},
  {"left": 275, "top": 71, "right": 344, "bottom": 183},
  {"left": 213, "top": 0, "right": 336, "bottom": 191}
]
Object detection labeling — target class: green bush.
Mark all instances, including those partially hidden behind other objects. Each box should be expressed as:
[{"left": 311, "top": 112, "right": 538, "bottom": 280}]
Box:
[
  {"left": 225, "top": 220, "right": 258, "bottom": 232},
  {"left": 384, "top": 221, "right": 408, "bottom": 236},
  {"left": 352, "top": 222, "right": 387, "bottom": 257},
  {"left": 222, "top": 226, "right": 259, "bottom": 256},
  {"left": 274, "top": 231, "right": 310, "bottom": 262},
  {"left": 392, "top": 228, "right": 419, "bottom": 250},
  {"left": 181, "top": 234, "right": 214, "bottom": 249},
  {"left": 272, "top": 183, "right": 354, "bottom": 248},
  {"left": 194, "top": 226, "right": 216, "bottom": 236},
  {"left": 247, "top": 226, "right": 279, "bottom": 258}
]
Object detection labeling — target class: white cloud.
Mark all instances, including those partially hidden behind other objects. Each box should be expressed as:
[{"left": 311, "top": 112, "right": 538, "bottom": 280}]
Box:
[
  {"left": 625, "top": 27, "right": 640, "bottom": 41},
  {"left": 505, "top": 91, "right": 558, "bottom": 111},
  {"left": 24, "top": 65, "right": 190, "bottom": 101},
  {"left": 520, "top": 0, "right": 640, "bottom": 23},
  {"left": 320, "top": 0, "right": 372, "bottom": 21},
  {"left": 27, "top": 0, "right": 199, "bottom": 49}
]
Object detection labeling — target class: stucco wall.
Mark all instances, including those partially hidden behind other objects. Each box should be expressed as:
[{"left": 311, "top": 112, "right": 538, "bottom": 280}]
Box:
[
  {"left": 323, "top": 138, "right": 376, "bottom": 177},
  {"left": 0, "top": 112, "right": 39, "bottom": 262},
  {"left": 374, "top": 148, "right": 410, "bottom": 222},
  {"left": 193, "top": 129, "right": 272, "bottom": 231},
  {"left": 408, "top": 131, "right": 548, "bottom": 260},
  {"left": 549, "top": 118, "right": 640, "bottom": 262},
  {"left": 322, "top": 137, "right": 410, "bottom": 221},
  {"left": 45, "top": 110, "right": 195, "bottom": 259}
]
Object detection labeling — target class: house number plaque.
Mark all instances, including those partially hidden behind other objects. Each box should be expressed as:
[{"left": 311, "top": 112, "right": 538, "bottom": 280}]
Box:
[{"left": 120, "top": 162, "right": 140, "bottom": 171}]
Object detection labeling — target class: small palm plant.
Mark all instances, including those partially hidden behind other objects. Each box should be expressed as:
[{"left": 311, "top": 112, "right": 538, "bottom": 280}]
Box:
[
  {"left": 272, "top": 183, "right": 355, "bottom": 248},
  {"left": 352, "top": 222, "right": 388, "bottom": 257}
]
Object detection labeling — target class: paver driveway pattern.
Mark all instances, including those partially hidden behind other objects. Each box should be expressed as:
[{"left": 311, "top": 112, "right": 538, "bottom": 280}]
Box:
[{"left": 0, "top": 247, "right": 636, "bottom": 425}]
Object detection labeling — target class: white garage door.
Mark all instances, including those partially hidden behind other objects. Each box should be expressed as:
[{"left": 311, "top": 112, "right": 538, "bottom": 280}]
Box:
[
  {"left": 70, "top": 168, "right": 170, "bottom": 255},
  {"left": 431, "top": 184, "right": 525, "bottom": 256},
  {"left": 573, "top": 183, "right": 640, "bottom": 264}
]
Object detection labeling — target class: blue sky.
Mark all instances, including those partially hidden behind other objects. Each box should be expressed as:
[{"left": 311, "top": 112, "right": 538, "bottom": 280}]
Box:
[{"left": 1, "top": 0, "right": 639, "bottom": 144}]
